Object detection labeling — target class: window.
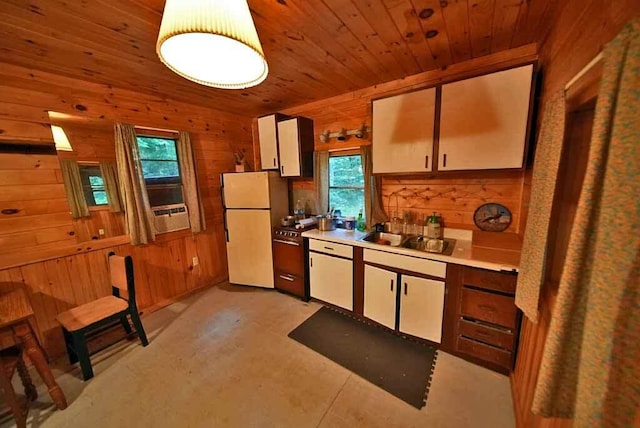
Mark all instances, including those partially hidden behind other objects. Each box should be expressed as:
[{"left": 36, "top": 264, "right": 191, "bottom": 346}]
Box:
[
  {"left": 79, "top": 165, "right": 108, "bottom": 207},
  {"left": 136, "top": 136, "right": 184, "bottom": 207},
  {"left": 329, "top": 154, "right": 365, "bottom": 217}
]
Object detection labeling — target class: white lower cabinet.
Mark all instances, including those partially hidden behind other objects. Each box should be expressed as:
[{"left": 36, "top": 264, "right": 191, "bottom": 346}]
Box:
[
  {"left": 309, "top": 252, "right": 353, "bottom": 311},
  {"left": 399, "top": 275, "right": 445, "bottom": 343},
  {"left": 363, "top": 265, "right": 397, "bottom": 329}
]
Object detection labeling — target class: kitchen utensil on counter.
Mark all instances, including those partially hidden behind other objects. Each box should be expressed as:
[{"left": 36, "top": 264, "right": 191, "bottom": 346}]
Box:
[
  {"left": 317, "top": 216, "right": 336, "bottom": 231},
  {"left": 281, "top": 215, "right": 296, "bottom": 227},
  {"left": 296, "top": 217, "right": 318, "bottom": 229}
]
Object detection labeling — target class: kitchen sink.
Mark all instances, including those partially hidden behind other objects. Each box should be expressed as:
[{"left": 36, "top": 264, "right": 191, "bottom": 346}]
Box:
[
  {"left": 360, "top": 232, "right": 403, "bottom": 247},
  {"left": 361, "top": 232, "right": 456, "bottom": 256}
]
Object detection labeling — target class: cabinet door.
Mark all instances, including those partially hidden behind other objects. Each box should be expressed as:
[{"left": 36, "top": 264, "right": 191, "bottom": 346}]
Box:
[
  {"left": 363, "top": 265, "right": 397, "bottom": 330},
  {"left": 309, "top": 252, "right": 353, "bottom": 310},
  {"left": 372, "top": 88, "right": 436, "bottom": 173},
  {"left": 399, "top": 275, "right": 445, "bottom": 343},
  {"left": 438, "top": 64, "right": 533, "bottom": 171},
  {"left": 257, "top": 115, "right": 279, "bottom": 170},
  {"left": 277, "top": 118, "right": 301, "bottom": 177}
]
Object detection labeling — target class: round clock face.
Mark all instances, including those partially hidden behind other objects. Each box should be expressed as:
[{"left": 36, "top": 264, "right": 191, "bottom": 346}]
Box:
[{"left": 473, "top": 203, "right": 512, "bottom": 232}]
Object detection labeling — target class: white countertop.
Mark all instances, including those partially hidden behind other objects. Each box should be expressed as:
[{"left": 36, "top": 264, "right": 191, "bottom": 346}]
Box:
[{"left": 301, "top": 228, "right": 519, "bottom": 272}]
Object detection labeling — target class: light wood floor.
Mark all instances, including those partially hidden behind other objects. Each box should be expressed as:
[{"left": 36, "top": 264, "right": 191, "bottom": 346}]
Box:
[{"left": 1, "top": 283, "right": 515, "bottom": 427}]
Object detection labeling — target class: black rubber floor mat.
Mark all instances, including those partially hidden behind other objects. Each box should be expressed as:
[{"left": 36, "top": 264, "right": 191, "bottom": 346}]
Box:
[{"left": 288, "top": 306, "right": 437, "bottom": 409}]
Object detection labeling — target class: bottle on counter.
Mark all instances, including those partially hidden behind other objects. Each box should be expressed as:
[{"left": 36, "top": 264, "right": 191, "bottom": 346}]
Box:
[
  {"left": 356, "top": 209, "right": 366, "bottom": 232},
  {"left": 294, "top": 199, "right": 305, "bottom": 221},
  {"left": 426, "top": 212, "right": 441, "bottom": 239}
]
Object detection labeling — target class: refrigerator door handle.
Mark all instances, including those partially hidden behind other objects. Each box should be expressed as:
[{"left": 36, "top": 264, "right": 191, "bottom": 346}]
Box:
[
  {"left": 223, "top": 210, "right": 229, "bottom": 242},
  {"left": 220, "top": 183, "right": 226, "bottom": 209}
]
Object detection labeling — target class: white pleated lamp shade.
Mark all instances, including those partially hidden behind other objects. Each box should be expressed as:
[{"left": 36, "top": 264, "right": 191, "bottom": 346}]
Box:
[{"left": 156, "top": 0, "right": 268, "bottom": 89}]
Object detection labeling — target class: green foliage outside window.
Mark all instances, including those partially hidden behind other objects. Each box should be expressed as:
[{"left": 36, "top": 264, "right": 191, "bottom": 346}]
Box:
[
  {"left": 329, "top": 155, "right": 365, "bottom": 218},
  {"left": 136, "top": 136, "right": 180, "bottom": 181},
  {"left": 79, "top": 165, "right": 108, "bottom": 206}
]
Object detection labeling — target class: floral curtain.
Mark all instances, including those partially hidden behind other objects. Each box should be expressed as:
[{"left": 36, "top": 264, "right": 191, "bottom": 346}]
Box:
[
  {"left": 360, "top": 145, "right": 388, "bottom": 228},
  {"left": 114, "top": 123, "right": 156, "bottom": 245},
  {"left": 59, "top": 159, "right": 89, "bottom": 219},
  {"left": 176, "top": 131, "right": 206, "bottom": 233},
  {"left": 99, "top": 161, "right": 122, "bottom": 213},
  {"left": 515, "top": 91, "right": 566, "bottom": 323},
  {"left": 314, "top": 151, "right": 329, "bottom": 215},
  {"left": 533, "top": 19, "right": 640, "bottom": 426}
]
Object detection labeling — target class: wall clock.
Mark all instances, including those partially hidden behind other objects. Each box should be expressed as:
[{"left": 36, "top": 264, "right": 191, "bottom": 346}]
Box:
[{"left": 473, "top": 203, "right": 512, "bottom": 232}]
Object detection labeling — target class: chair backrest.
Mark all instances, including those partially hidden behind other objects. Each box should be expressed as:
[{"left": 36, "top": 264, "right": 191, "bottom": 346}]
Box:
[{"left": 108, "top": 253, "right": 137, "bottom": 307}]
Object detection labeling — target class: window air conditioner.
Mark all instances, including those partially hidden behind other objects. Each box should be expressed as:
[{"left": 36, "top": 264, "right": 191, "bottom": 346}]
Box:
[{"left": 152, "top": 203, "right": 190, "bottom": 234}]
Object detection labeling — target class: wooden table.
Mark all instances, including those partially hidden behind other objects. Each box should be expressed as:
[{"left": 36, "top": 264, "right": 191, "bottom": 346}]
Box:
[{"left": 0, "top": 288, "right": 68, "bottom": 410}]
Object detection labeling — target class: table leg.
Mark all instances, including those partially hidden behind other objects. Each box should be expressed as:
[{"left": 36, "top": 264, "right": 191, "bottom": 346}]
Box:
[{"left": 13, "top": 322, "right": 68, "bottom": 410}]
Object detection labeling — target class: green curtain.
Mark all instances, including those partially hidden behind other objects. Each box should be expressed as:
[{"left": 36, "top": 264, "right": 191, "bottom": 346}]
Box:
[
  {"left": 99, "top": 161, "right": 122, "bottom": 213},
  {"left": 114, "top": 123, "right": 156, "bottom": 245},
  {"left": 59, "top": 159, "right": 89, "bottom": 219},
  {"left": 314, "top": 151, "right": 329, "bottom": 215},
  {"left": 515, "top": 91, "right": 566, "bottom": 323},
  {"left": 360, "top": 145, "right": 388, "bottom": 228},
  {"left": 176, "top": 131, "right": 206, "bottom": 233},
  {"left": 533, "top": 19, "right": 640, "bottom": 427}
]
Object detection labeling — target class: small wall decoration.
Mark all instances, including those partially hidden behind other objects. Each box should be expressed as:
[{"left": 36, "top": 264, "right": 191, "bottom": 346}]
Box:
[{"left": 473, "top": 203, "right": 512, "bottom": 232}]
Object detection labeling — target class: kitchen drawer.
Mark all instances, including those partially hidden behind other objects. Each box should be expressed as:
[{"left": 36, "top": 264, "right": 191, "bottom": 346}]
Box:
[
  {"left": 460, "top": 287, "right": 516, "bottom": 329},
  {"left": 462, "top": 266, "right": 516, "bottom": 294},
  {"left": 363, "top": 249, "right": 446, "bottom": 279},
  {"left": 458, "top": 336, "right": 512, "bottom": 368},
  {"left": 309, "top": 239, "right": 353, "bottom": 259},
  {"left": 274, "top": 271, "right": 304, "bottom": 297},
  {"left": 458, "top": 319, "right": 514, "bottom": 351}
]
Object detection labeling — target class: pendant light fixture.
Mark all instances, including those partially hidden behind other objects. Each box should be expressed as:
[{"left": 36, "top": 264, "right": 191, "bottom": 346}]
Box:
[{"left": 156, "top": 0, "right": 268, "bottom": 90}]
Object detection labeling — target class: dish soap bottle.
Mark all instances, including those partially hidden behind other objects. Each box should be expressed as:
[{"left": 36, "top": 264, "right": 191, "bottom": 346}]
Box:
[
  {"left": 426, "top": 212, "right": 441, "bottom": 239},
  {"left": 294, "top": 199, "right": 305, "bottom": 221},
  {"left": 356, "top": 209, "right": 366, "bottom": 232}
]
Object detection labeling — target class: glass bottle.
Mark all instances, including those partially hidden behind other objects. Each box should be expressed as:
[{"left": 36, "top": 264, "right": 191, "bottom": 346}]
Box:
[
  {"left": 356, "top": 209, "right": 366, "bottom": 232},
  {"left": 294, "top": 199, "right": 305, "bottom": 221}
]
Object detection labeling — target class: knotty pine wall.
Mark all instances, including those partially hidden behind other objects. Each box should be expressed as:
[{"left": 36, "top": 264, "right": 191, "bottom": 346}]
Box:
[
  {"left": 255, "top": 45, "right": 538, "bottom": 234},
  {"left": 0, "top": 62, "right": 253, "bottom": 357},
  {"left": 510, "top": 2, "right": 640, "bottom": 427}
]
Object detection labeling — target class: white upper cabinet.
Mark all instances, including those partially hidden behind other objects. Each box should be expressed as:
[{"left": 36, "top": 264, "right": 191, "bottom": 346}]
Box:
[
  {"left": 438, "top": 64, "right": 534, "bottom": 171},
  {"left": 277, "top": 118, "right": 302, "bottom": 177},
  {"left": 372, "top": 87, "right": 436, "bottom": 174},
  {"left": 257, "top": 114, "right": 280, "bottom": 170}
]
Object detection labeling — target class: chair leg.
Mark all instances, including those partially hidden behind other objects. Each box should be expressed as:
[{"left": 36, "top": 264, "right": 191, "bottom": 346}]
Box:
[
  {"left": 63, "top": 328, "right": 78, "bottom": 365},
  {"left": 17, "top": 357, "right": 38, "bottom": 401},
  {"left": 129, "top": 310, "right": 149, "bottom": 346},
  {"left": 71, "top": 331, "right": 94, "bottom": 381},
  {"left": 120, "top": 315, "right": 132, "bottom": 334},
  {"left": 0, "top": 366, "right": 27, "bottom": 428}
]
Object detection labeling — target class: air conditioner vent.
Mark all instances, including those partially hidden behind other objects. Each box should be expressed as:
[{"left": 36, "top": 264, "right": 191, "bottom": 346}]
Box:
[{"left": 152, "top": 203, "right": 190, "bottom": 234}]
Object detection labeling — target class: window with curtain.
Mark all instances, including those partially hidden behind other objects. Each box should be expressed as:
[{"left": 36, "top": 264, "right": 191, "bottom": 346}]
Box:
[
  {"left": 78, "top": 165, "right": 108, "bottom": 207},
  {"left": 328, "top": 154, "right": 365, "bottom": 217},
  {"left": 136, "top": 136, "right": 184, "bottom": 207}
]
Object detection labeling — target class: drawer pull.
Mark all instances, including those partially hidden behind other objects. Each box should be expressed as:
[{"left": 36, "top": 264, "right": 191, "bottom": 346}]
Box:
[
  {"left": 273, "top": 239, "right": 300, "bottom": 246},
  {"left": 273, "top": 157, "right": 276, "bottom": 167},
  {"left": 479, "top": 304, "right": 497, "bottom": 313},
  {"left": 279, "top": 275, "right": 295, "bottom": 282},
  {"left": 443, "top": 153, "right": 447, "bottom": 167},
  {"left": 404, "top": 282, "right": 407, "bottom": 295},
  {"left": 390, "top": 279, "right": 394, "bottom": 292},
  {"left": 424, "top": 155, "right": 429, "bottom": 169},
  {"left": 324, "top": 246, "right": 334, "bottom": 251}
]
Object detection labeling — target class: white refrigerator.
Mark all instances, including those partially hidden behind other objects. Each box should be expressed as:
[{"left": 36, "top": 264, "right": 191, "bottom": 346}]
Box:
[{"left": 222, "top": 171, "right": 289, "bottom": 288}]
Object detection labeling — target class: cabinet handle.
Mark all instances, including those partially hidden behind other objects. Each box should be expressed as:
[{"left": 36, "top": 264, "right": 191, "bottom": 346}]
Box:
[
  {"left": 273, "top": 239, "right": 300, "bottom": 246},
  {"left": 273, "top": 157, "right": 276, "bottom": 167},
  {"left": 390, "top": 279, "right": 394, "bottom": 292},
  {"left": 404, "top": 282, "right": 408, "bottom": 295},
  {"left": 281, "top": 165, "right": 284, "bottom": 175},
  {"left": 443, "top": 153, "right": 447, "bottom": 168},
  {"left": 479, "top": 304, "right": 497, "bottom": 313},
  {"left": 425, "top": 155, "right": 429, "bottom": 169},
  {"left": 279, "top": 274, "right": 295, "bottom": 282},
  {"left": 323, "top": 246, "right": 334, "bottom": 251},
  {"left": 310, "top": 257, "right": 313, "bottom": 268}
]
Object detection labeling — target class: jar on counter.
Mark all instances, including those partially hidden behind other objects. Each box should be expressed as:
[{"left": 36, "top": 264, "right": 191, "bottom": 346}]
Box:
[{"left": 344, "top": 216, "right": 356, "bottom": 231}]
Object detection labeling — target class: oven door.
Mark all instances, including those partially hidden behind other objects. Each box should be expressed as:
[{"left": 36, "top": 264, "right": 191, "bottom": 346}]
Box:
[{"left": 272, "top": 237, "right": 305, "bottom": 297}]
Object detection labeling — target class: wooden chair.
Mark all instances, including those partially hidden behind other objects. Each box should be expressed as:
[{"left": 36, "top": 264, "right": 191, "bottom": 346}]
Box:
[
  {"left": 0, "top": 346, "right": 38, "bottom": 428},
  {"left": 56, "top": 253, "right": 148, "bottom": 380}
]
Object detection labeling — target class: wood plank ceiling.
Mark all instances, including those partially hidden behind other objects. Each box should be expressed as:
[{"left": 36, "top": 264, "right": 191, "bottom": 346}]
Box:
[{"left": 0, "top": 0, "right": 556, "bottom": 117}]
